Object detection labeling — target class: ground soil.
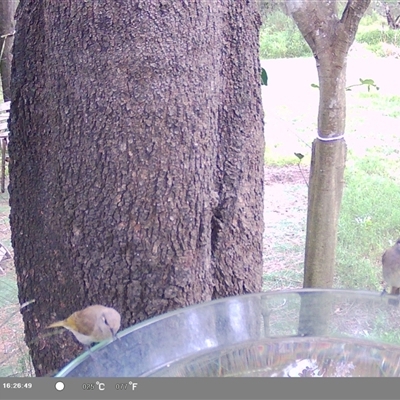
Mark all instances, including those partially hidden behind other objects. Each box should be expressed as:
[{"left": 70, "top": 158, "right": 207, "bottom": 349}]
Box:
[{"left": 263, "top": 164, "right": 309, "bottom": 281}]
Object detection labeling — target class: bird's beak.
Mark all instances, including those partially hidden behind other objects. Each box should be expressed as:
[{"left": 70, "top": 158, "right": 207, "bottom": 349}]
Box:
[{"left": 111, "top": 329, "right": 120, "bottom": 341}]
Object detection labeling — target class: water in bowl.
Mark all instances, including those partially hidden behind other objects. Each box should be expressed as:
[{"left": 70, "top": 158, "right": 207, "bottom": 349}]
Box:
[{"left": 145, "top": 336, "right": 400, "bottom": 377}]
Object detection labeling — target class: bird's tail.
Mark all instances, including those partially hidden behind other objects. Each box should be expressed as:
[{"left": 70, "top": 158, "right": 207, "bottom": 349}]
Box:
[
  {"left": 388, "top": 287, "right": 400, "bottom": 306},
  {"left": 390, "top": 287, "right": 400, "bottom": 295},
  {"left": 47, "top": 320, "right": 65, "bottom": 329}
]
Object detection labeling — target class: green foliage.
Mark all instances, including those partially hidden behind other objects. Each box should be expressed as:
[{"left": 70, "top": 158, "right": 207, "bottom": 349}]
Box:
[
  {"left": 357, "top": 29, "right": 400, "bottom": 47},
  {"left": 311, "top": 79, "right": 380, "bottom": 92},
  {"left": 259, "top": 11, "right": 312, "bottom": 59},
  {"left": 355, "top": 10, "right": 400, "bottom": 56},
  {"left": 260, "top": 9, "right": 400, "bottom": 59},
  {"left": 358, "top": 9, "right": 386, "bottom": 31},
  {"left": 294, "top": 153, "right": 304, "bottom": 161},
  {"left": 346, "top": 78, "right": 380, "bottom": 92},
  {"left": 261, "top": 67, "right": 268, "bottom": 86},
  {"left": 264, "top": 146, "right": 311, "bottom": 166}
]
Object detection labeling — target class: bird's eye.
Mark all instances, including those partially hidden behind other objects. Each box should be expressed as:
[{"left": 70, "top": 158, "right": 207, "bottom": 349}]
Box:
[{"left": 103, "top": 317, "right": 115, "bottom": 335}]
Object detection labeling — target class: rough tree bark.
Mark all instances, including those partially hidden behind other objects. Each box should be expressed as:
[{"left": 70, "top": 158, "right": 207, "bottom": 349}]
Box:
[
  {"left": 9, "top": 1, "right": 264, "bottom": 376},
  {"left": 0, "top": 0, "right": 17, "bottom": 101},
  {"left": 286, "top": 0, "right": 371, "bottom": 288}
]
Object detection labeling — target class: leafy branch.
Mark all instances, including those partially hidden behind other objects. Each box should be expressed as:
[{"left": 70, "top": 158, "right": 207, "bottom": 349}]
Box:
[{"left": 311, "top": 78, "right": 379, "bottom": 92}]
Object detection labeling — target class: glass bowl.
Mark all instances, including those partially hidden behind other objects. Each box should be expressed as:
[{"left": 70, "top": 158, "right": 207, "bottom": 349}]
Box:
[{"left": 55, "top": 289, "right": 400, "bottom": 377}]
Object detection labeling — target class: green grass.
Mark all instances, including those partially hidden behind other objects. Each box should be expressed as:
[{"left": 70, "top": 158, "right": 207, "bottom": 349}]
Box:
[
  {"left": 0, "top": 275, "right": 17, "bottom": 302},
  {"left": 335, "top": 153, "right": 400, "bottom": 290},
  {"left": 356, "top": 93, "right": 400, "bottom": 118},
  {"left": 262, "top": 267, "right": 303, "bottom": 292},
  {"left": 264, "top": 146, "right": 310, "bottom": 166},
  {"left": 0, "top": 240, "right": 33, "bottom": 377},
  {"left": 0, "top": 271, "right": 34, "bottom": 377},
  {"left": 263, "top": 183, "right": 307, "bottom": 291},
  {"left": 260, "top": 10, "right": 400, "bottom": 59}
]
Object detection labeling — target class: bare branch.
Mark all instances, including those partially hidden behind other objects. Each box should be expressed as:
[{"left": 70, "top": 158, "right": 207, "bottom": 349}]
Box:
[
  {"left": 339, "top": 0, "right": 372, "bottom": 43},
  {"left": 286, "top": 0, "right": 372, "bottom": 55},
  {"left": 338, "top": 0, "right": 371, "bottom": 47},
  {"left": 340, "top": 0, "right": 372, "bottom": 24}
]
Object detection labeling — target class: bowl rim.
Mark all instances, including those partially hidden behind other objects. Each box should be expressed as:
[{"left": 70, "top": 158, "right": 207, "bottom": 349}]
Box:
[{"left": 55, "top": 288, "right": 387, "bottom": 377}]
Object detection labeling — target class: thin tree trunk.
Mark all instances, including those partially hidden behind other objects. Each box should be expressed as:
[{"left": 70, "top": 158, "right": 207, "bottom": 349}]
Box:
[
  {"left": 286, "top": 0, "right": 371, "bottom": 288},
  {"left": 286, "top": 0, "right": 371, "bottom": 337},
  {"left": 304, "top": 55, "right": 347, "bottom": 287}
]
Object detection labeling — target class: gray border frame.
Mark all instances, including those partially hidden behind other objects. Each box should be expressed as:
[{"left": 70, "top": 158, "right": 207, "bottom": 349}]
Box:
[{"left": 1, "top": 377, "right": 400, "bottom": 400}]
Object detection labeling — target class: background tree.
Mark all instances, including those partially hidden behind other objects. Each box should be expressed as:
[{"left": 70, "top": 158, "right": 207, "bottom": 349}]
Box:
[
  {"left": 0, "top": 0, "right": 17, "bottom": 101},
  {"left": 285, "top": 0, "right": 371, "bottom": 289},
  {"left": 9, "top": 1, "right": 264, "bottom": 376},
  {"left": 385, "top": 2, "right": 400, "bottom": 29}
]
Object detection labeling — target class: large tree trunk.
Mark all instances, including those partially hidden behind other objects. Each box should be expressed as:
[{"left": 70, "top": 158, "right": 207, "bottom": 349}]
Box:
[
  {"left": 0, "top": 0, "right": 17, "bottom": 101},
  {"left": 9, "top": 1, "right": 264, "bottom": 376},
  {"left": 286, "top": 0, "right": 371, "bottom": 288}
]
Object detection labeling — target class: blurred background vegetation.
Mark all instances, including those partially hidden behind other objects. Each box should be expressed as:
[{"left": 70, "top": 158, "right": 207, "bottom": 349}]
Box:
[{"left": 258, "top": 0, "right": 400, "bottom": 59}]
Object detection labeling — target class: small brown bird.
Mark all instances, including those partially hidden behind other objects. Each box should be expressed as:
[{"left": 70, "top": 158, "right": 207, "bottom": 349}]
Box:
[
  {"left": 382, "top": 238, "right": 400, "bottom": 300},
  {"left": 47, "top": 305, "right": 121, "bottom": 346}
]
